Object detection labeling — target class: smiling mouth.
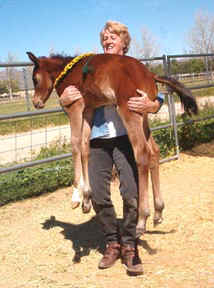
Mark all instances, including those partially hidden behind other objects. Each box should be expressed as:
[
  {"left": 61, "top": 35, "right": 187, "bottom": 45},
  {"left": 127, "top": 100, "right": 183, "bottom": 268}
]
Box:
[{"left": 105, "top": 45, "right": 114, "bottom": 52}]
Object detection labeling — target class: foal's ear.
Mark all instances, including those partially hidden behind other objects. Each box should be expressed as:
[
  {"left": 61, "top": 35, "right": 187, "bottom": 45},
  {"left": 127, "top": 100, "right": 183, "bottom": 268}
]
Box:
[{"left": 26, "top": 52, "right": 39, "bottom": 65}]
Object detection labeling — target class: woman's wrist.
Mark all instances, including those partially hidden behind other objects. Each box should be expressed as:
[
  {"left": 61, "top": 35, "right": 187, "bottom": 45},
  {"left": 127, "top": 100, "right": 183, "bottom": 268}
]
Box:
[{"left": 153, "top": 93, "right": 165, "bottom": 114}]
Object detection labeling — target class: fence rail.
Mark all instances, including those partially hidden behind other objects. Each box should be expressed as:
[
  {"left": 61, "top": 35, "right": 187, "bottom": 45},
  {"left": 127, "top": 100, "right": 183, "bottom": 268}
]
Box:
[{"left": 0, "top": 53, "right": 214, "bottom": 174}]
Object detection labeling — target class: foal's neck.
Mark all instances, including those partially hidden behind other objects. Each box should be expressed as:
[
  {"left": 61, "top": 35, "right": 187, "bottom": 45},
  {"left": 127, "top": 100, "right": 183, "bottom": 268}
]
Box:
[{"left": 50, "top": 56, "right": 76, "bottom": 95}]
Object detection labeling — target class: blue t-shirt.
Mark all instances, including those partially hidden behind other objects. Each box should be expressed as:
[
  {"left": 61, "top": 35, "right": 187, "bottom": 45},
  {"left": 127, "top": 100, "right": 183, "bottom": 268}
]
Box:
[{"left": 90, "top": 93, "right": 165, "bottom": 140}]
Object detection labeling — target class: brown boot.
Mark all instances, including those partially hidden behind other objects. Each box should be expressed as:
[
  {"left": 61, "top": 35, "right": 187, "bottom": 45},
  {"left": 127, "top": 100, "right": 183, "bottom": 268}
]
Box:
[
  {"left": 98, "top": 242, "right": 120, "bottom": 269},
  {"left": 121, "top": 244, "right": 143, "bottom": 276}
]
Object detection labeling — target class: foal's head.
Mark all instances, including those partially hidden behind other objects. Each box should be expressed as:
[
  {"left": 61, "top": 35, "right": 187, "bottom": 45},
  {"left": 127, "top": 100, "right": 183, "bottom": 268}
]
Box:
[
  {"left": 27, "top": 51, "right": 72, "bottom": 109},
  {"left": 27, "top": 52, "right": 56, "bottom": 109}
]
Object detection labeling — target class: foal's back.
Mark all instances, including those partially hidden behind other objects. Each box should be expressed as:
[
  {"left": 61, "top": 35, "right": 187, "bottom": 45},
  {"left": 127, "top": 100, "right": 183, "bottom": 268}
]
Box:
[{"left": 80, "top": 54, "right": 158, "bottom": 107}]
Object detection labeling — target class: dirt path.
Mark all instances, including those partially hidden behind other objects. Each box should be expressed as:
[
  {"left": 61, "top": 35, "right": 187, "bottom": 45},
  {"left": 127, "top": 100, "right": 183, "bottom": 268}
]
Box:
[
  {"left": 0, "top": 141, "right": 214, "bottom": 288},
  {"left": 0, "top": 125, "right": 71, "bottom": 164}
]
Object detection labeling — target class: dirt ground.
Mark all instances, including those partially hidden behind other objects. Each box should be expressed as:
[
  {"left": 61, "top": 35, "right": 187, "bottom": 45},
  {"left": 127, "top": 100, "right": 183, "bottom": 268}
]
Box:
[{"left": 0, "top": 141, "right": 214, "bottom": 288}]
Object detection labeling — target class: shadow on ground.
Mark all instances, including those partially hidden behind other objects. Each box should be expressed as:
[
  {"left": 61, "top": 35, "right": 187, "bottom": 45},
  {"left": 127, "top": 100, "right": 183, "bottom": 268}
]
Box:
[
  {"left": 42, "top": 216, "right": 176, "bottom": 262},
  {"left": 42, "top": 215, "right": 104, "bottom": 263}
]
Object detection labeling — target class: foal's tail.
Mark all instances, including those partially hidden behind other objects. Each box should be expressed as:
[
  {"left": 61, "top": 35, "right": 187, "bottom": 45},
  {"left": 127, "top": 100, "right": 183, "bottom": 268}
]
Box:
[{"left": 154, "top": 75, "right": 198, "bottom": 116}]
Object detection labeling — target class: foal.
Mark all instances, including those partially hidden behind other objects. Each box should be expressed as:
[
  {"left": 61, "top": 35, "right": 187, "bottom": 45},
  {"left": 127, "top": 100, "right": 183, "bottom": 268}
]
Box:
[{"left": 27, "top": 52, "right": 198, "bottom": 237}]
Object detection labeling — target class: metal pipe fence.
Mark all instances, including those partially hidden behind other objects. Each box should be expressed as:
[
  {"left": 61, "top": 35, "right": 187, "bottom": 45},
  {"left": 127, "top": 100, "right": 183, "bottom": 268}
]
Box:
[{"left": 0, "top": 53, "right": 214, "bottom": 174}]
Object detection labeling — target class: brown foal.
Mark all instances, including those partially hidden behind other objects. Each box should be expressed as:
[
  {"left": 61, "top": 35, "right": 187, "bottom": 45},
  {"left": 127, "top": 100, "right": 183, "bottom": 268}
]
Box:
[{"left": 27, "top": 52, "right": 198, "bottom": 237}]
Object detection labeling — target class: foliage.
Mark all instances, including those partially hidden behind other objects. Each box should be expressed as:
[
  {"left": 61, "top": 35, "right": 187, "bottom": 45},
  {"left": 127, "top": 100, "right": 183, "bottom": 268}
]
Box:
[
  {"left": 0, "top": 79, "right": 19, "bottom": 94},
  {"left": 177, "top": 105, "right": 214, "bottom": 150},
  {"left": 0, "top": 80, "right": 8, "bottom": 94},
  {"left": 153, "top": 127, "right": 176, "bottom": 158},
  {"left": 0, "top": 142, "right": 74, "bottom": 206},
  {"left": 0, "top": 161, "right": 73, "bottom": 206},
  {"left": 170, "top": 58, "right": 206, "bottom": 74},
  {"left": 192, "top": 87, "right": 214, "bottom": 97},
  {"left": 149, "top": 63, "right": 164, "bottom": 75},
  {"left": 152, "top": 105, "right": 214, "bottom": 156},
  {"left": 141, "top": 57, "right": 212, "bottom": 77}
]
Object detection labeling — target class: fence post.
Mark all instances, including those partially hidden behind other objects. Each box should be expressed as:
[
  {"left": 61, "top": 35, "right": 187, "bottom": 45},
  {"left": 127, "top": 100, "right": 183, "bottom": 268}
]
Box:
[
  {"left": 23, "top": 68, "right": 31, "bottom": 111},
  {"left": 166, "top": 55, "right": 180, "bottom": 159}
]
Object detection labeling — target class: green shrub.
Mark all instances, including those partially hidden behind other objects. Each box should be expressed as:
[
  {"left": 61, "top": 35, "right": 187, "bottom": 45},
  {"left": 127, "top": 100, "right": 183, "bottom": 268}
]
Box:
[
  {"left": 153, "top": 127, "right": 176, "bottom": 158},
  {"left": 178, "top": 119, "right": 214, "bottom": 150},
  {"left": 152, "top": 105, "right": 214, "bottom": 155},
  {"left": 0, "top": 161, "right": 74, "bottom": 206},
  {"left": 0, "top": 142, "right": 74, "bottom": 206}
]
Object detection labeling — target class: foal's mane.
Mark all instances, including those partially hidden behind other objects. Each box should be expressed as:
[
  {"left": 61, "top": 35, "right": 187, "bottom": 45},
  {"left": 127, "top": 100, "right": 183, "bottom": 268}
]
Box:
[
  {"left": 37, "top": 54, "right": 78, "bottom": 68},
  {"left": 48, "top": 53, "right": 77, "bottom": 65}
]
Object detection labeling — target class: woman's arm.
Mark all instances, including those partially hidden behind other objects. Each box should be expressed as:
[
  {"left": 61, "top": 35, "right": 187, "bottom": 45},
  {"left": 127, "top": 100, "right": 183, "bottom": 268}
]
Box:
[
  {"left": 60, "top": 85, "right": 83, "bottom": 107},
  {"left": 127, "top": 89, "right": 164, "bottom": 114}
]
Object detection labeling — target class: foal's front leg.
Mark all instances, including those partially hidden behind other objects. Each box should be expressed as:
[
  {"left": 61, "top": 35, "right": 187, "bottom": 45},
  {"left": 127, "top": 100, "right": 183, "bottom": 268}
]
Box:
[{"left": 64, "top": 100, "right": 85, "bottom": 208}]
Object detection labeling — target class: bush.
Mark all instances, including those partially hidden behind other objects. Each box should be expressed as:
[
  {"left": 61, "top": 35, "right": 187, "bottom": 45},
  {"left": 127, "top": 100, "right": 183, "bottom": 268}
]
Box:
[
  {"left": 0, "top": 143, "right": 74, "bottom": 206},
  {"left": 152, "top": 105, "right": 214, "bottom": 156}
]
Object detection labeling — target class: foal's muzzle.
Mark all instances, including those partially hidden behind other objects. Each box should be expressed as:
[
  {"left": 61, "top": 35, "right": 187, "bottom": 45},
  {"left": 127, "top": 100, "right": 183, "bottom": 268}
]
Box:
[{"left": 33, "top": 99, "right": 45, "bottom": 109}]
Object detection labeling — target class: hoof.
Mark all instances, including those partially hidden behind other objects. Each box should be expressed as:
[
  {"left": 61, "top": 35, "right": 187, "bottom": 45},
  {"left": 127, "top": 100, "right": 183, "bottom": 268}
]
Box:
[
  {"left": 82, "top": 201, "right": 91, "bottom": 214},
  {"left": 71, "top": 201, "right": 80, "bottom": 209},
  {"left": 136, "top": 226, "right": 146, "bottom": 238},
  {"left": 153, "top": 217, "right": 163, "bottom": 227}
]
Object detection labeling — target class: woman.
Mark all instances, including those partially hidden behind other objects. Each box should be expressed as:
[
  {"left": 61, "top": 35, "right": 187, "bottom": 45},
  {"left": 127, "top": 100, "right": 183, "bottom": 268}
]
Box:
[{"left": 61, "top": 21, "right": 164, "bottom": 276}]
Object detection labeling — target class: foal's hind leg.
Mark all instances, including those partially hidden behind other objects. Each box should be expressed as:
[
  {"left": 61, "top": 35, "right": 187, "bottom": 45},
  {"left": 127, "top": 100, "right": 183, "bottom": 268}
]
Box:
[
  {"left": 81, "top": 108, "right": 94, "bottom": 214},
  {"left": 117, "top": 108, "right": 151, "bottom": 237},
  {"left": 149, "top": 136, "right": 164, "bottom": 226}
]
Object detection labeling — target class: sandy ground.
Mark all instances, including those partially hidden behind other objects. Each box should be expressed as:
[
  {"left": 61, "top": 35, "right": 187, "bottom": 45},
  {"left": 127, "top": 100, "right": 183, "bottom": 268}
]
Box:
[{"left": 0, "top": 141, "right": 214, "bottom": 288}]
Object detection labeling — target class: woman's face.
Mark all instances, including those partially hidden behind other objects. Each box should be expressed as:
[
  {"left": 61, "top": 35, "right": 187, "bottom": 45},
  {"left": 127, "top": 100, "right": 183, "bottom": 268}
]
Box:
[{"left": 102, "top": 28, "right": 124, "bottom": 55}]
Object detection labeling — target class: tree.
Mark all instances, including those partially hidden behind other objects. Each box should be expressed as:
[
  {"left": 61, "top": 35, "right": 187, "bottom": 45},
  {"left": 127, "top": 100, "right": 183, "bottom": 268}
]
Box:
[
  {"left": 6, "top": 53, "right": 19, "bottom": 100},
  {"left": 140, "top": 27, "right": 160, "bottom": 58},
  {"left": 187, "top": 10, "right": 214, "bottom": 53},
  {"left": 186, "top": 10, "right": 214, "bottom": 81},
  {"left": 129, "top": 37, "right": 143, "bottom": 59},
  {"left": 129, "top": 27, "right": 160, "bottom": 59},
  {"left": 0, "top": 79, "right": 19, "bottom": 95},
  {"left": 0, "top": 80, "right": 8, "bottom": 94},
  {"left": 188, "top": 59, "right": 205, "bottom": 73}
]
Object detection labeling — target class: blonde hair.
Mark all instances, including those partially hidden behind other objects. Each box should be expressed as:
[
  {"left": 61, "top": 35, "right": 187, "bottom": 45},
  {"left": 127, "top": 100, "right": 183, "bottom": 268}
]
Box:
[{"left": 100, "top": 20, "right": 131, "bottom": 55}]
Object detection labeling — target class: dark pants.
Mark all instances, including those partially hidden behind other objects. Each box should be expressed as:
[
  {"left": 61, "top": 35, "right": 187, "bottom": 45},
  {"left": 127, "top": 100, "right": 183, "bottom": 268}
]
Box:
[{"left": 89, "top": 135, "right": 138, "bottom": 246}]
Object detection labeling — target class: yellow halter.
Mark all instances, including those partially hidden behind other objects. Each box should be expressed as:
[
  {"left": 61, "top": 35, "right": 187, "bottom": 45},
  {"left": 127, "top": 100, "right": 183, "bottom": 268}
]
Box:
[{"left": 54, "top": 52, "right": 94, "bottom": 88}]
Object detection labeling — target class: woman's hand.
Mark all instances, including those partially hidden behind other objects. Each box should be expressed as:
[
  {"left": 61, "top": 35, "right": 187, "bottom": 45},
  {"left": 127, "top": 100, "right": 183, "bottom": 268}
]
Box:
[
  {"left": 60, "top": 85, "right": 83, "bottom": 107},
  {"left": 127, "top": 89, "right": 160, "bottom": 114}
]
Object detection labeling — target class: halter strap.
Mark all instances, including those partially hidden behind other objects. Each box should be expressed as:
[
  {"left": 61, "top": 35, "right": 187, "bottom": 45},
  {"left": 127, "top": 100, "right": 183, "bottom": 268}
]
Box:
[{"left": 82, "top": 54, "right": 95, "bottom": 80}]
